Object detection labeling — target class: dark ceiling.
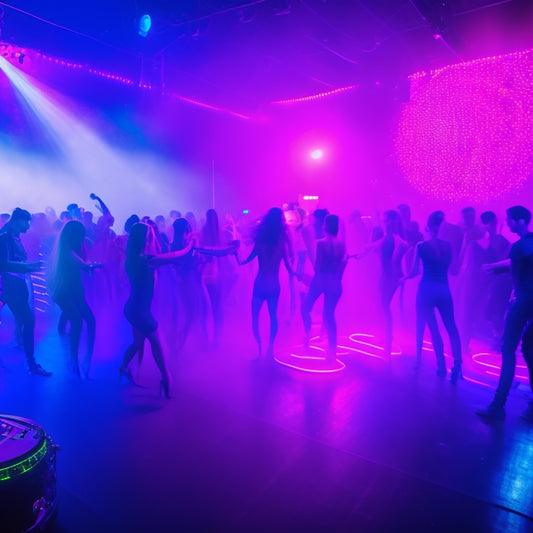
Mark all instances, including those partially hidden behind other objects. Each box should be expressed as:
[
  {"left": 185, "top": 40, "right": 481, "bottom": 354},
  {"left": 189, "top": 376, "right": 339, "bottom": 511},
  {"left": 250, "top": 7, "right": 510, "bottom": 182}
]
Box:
[{"left": 1, "top": 0, "right": 533, "bottom": 114}]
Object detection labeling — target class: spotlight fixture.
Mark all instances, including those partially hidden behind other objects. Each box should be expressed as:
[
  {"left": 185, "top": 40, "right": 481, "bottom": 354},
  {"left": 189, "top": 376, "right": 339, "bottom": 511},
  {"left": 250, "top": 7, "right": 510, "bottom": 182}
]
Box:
[
  {"left": 138, "top": 14, "right": 151, "bottom": 37},
  {"left": 18, "top": 53, "right": 24, "bottom": 64}
]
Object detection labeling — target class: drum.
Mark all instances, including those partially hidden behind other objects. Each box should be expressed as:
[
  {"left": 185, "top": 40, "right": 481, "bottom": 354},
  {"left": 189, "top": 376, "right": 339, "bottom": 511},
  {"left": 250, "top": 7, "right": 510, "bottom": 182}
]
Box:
[{"left": 0, "top": 415, "right": 59, "bottom": 533}]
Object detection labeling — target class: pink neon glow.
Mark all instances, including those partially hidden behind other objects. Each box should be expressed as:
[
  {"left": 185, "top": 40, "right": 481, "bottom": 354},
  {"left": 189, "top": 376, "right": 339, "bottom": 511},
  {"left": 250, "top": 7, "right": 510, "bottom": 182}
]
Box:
[
  {"left": 274, "top": 350, "right": 346, "bottom": 373},
  {"left": 310, "top": 149, "right": 323, "bottom": 160},
  {"left": 347, "top": 333, "right": 402, "bottom": 356},
  {"left": 272, "top": 85, "right": 357, "bottom": 105},
  {"left": 395, "top": 47, "right": 533, "bottom": 201},
  {"left": 471, "top": 352, "right": 529, "bottom": 382}
]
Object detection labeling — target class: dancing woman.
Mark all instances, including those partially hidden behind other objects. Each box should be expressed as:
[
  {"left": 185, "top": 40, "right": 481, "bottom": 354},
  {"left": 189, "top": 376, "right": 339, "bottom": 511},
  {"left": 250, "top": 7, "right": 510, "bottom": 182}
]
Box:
[
  {"left": 404, "top": 211, "right": 462, "bottom": 383},
  {"left": 236, "top": 207, "right": 294, "bottom": 358},
  {"left": 171, "top": 217, "right": 206, "bottom": 350},
  {"left": 301, "top": 214, "right": 347, "bottom": 362},
  {"left": 49, "top": 220, "right": 100, "bottom": 378},
  {"left": 119, "top": 223, "right": 193, "bottom": 397},
  {"left": 356, "top": 210, "right": 408, "bottom": 355},
  {"left": 200, "top": 209, "right": 224, "bottom": 344}
]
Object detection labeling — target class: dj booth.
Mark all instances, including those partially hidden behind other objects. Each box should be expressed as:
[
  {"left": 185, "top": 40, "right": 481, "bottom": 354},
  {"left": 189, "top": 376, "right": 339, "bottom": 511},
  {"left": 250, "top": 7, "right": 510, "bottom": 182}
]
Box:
[{"left": 0, "top": 415, "right": 59, "bottom": 532}]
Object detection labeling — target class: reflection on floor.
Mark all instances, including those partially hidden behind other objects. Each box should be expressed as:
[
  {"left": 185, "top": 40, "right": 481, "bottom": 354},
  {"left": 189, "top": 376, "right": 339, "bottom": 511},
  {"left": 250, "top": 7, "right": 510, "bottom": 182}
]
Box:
[{"left": 1, "top": 309, "right": 533, "bottom": 532}]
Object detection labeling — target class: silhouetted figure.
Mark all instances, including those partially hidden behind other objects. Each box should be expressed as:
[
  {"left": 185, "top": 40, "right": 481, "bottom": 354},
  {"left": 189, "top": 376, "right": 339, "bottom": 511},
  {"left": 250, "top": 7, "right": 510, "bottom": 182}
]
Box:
[
  {"left": 155, "top": 216, "right": 170, "bottom": 253},
  {"left": 82, "top": 211, "right": 97, "bottom": 245},
  {"left": 479, "top": 211, "right": 512, "bottom": 345},
  {"left": 236, "top": 207, "right": 294, "bottom": 358},
  {"left": 49, "top": 220, "right": 99, "bottom": 378},
  {"left": 52, "top": 211, "right": 72, "bottom": 232},
  {"left": 200, "top": 209, "right": 224, "bottom": 344},
  {"left": 120, "top": 223, "right": 193, "bottom": 398},
  {"left": 171, "top": 218, "right": 204, "bottom": 351},
  {"left": 477, "top": 206, "right": 533, "bottom": 421},
  {"left": 439, "top": 216, "right": 463, "bottom": 277},
  {"left": 362, "top": 210, "right": 407, "bottom": 356},
  {"left": 0, "top": 208, "right": 51, "bottom": 376},
  {"left": 405, "top": 211, "right": 462, "bottom": 382},
  {"left": 185, "top": 211, "right": 197, "bottom": 233},
  {"left": 0, "top": 213, "right": 10, "bottom": 229},
  {"left": 67, "top": 203, "right": 83, "bottom": 221},
  {"left": 301, "top": 215, "right": 347, "bottom": 361}
]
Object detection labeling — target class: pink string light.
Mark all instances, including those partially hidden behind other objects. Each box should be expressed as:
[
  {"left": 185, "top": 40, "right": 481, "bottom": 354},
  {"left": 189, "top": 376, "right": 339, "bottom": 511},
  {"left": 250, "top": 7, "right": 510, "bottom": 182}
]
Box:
[
  {"left": 396, "top": 47, "right": 533, "bottom": 201},
  {"left": 271, "top": 85, "right": 358, "bottom": 105},
  {"left": 2, "top": 45, "right": 249, "bottom": 119}
]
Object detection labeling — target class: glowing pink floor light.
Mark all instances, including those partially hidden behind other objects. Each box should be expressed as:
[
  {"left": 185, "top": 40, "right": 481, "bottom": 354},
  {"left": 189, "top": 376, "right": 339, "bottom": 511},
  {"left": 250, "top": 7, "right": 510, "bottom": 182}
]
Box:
[
  {"left": 274, "top": 332, "right": 401, "bottom": 373},
  {"left": 274, "top": 336, "right": 345, "bottom": 373}
]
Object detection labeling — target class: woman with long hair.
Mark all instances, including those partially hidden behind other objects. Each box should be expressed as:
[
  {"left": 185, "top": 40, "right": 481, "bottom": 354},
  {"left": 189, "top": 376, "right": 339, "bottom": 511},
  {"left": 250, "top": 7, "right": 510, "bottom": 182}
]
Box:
[
  {"left": 171, "top": 217, "right": 205, "bottom": 351},
  {"left": 49, "top": 220, "right": 99, "bottom": 378},
  {"left": 301, "top": 214, "right": 347, "bottom": 362},
  {"left": 236, "top": 207, "right": 294, "bottom": 358},
  {"left": 119, "top": 222, "right": 193, "bottom": 397},
  {"left": 356, "top": 210, "right": 408, "bottom": 355},
  {"left": 200, "top": 209, "right": 224, "bottom": 344},
  {"left": 403, "top": 211, "right": 462, "bottom": 383}
]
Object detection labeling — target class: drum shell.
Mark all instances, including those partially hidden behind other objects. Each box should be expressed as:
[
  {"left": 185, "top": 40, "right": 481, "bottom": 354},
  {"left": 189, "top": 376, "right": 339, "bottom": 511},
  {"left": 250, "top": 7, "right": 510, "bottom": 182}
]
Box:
[{"left": 0, "top": 436, "right": 58, "bottom": 533}]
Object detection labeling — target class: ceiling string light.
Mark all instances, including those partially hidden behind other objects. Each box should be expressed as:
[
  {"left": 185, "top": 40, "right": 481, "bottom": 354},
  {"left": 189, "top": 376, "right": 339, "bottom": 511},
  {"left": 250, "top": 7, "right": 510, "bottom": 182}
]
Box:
[{"left": 395, "top": 48, "right": 533, "bottom": 201}]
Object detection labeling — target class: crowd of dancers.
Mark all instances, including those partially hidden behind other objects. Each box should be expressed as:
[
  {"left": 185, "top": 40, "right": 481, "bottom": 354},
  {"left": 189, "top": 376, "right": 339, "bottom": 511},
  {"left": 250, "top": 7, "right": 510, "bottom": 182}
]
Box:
[{"left": 0, "top": 195, "right": 532, "bottom": 421}]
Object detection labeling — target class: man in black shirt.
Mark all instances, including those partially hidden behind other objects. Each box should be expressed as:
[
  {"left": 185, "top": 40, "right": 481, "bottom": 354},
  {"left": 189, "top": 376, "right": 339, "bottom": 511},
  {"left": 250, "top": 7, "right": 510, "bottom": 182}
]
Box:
[
  {"left": 477, "top": 206, "right": 533, "bottom": 421},
  {"left": 0, "top": 208, "right": 51, "bottom": 376}
]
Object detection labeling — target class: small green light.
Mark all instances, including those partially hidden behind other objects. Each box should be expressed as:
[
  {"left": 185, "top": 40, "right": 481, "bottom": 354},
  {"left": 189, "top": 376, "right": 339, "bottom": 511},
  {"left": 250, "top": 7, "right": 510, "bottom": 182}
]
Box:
[{"left": 0, "top": 440, "right": 48, "bottom": 481}]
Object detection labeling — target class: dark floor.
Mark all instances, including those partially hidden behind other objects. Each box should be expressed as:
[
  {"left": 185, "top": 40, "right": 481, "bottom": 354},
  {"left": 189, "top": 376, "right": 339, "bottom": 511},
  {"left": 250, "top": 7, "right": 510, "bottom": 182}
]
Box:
[{"left": 1, "top": 306, "right": 533, "bottom": 533}]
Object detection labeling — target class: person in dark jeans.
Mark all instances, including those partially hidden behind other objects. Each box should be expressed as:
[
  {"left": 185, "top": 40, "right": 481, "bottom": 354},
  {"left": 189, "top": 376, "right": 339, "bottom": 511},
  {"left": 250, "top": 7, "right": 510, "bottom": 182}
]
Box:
[
  {"left": 0, "top": 208, "right": 51, "bottom": 376},
  {"left": 403, "top": 211, "right": 462, "bottom": 383},
  {"left": 477, "top": 206, "right": 533, "bottom": 421}
]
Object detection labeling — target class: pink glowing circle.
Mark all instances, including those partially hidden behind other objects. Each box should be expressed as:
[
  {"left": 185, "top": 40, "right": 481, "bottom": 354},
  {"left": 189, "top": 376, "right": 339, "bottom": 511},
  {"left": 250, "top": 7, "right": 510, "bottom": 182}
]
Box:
[
  {"left": 395, "top": 52, "right": 533, "bottom": 201},
  {"left": 310, "top": 149, "right": 323, "bottom": 160}
]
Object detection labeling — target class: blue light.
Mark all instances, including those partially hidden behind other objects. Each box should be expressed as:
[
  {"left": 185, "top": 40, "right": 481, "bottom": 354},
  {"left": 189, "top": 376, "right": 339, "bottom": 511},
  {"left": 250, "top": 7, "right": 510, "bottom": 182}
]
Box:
[
  {"left": 138, "top": 14, "right": 152, "bottom": 37},
  {"left": 242, "top": 209, "right": 249, "bottom": 215}
]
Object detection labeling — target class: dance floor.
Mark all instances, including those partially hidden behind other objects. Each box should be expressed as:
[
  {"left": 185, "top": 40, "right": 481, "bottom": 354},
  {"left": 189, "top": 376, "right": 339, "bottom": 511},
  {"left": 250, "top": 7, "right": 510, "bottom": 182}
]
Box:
[{"left": 1, "top": 307, "right": 533, "bottom": 533}]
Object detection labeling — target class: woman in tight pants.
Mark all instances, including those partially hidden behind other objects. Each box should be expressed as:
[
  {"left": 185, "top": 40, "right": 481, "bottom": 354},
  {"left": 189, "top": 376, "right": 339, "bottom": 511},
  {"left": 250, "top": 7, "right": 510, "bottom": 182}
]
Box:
[
  {"left": 301, "top": 214, "right": 347, "bottom": 362},
  {"left": 404, "top": 211, "right": 462, "bottom": 383}
]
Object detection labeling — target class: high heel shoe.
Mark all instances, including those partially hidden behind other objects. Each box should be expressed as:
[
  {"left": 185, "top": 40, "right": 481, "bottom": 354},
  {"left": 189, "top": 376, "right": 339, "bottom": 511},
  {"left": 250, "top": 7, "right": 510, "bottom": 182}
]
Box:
[
  {"left": 119, "top": 366, "right": 135, "bottom": 385},
  {"left": 450, "top": 365, "right": 463, "bottom": 385},
  {"left": 159, "top": 378, "right": 171, "bottom": 399}
]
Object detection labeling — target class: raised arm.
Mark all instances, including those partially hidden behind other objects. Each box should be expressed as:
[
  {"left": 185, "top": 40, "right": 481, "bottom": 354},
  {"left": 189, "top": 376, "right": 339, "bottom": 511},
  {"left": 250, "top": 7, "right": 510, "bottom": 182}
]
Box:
[{"left": 89, "top": 193, "right": 111, "bottom": 216}]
